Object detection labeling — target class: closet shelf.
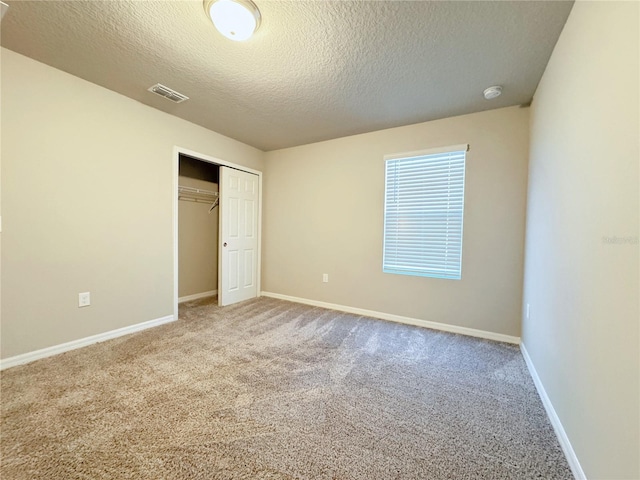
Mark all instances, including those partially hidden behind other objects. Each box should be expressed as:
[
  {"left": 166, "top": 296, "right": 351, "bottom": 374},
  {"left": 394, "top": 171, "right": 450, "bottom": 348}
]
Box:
[
  {"left": 178, "top": 185, "right": 218, "bottom": 199},
  {"left": 178, "top": 185, "right": 219, "bottom": 211}
]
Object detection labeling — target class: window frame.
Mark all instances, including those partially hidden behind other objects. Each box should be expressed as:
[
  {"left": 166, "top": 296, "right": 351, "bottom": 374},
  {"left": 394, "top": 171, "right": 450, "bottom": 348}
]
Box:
[{"left": 382, "top": 144, "right": 468, "bottom": 281}]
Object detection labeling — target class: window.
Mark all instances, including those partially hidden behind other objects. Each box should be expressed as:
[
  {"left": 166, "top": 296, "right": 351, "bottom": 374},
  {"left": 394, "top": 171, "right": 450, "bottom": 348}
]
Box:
[{"left": 383, "top": 145, "right": 468, "bottom": 280}]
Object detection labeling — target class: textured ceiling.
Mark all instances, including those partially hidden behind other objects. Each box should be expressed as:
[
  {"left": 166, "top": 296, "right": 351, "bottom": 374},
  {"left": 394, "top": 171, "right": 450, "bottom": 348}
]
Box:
[{"left": 0, "top": 0, "right": 573, "bottom": 151}]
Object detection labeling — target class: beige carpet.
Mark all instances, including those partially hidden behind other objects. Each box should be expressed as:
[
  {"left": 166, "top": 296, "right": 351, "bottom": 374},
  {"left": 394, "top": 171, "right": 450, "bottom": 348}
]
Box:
[{"left": 1, "top": 296, "right": 573, "bottom": 479}]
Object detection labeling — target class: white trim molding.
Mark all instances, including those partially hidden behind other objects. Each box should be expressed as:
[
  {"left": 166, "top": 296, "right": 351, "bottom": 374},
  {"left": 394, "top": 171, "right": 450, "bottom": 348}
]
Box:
[
  {"left": 178, "top": 290, "right": 217, "bottom": 303},
  {"left": 0, "top": 314, "right": 176, "bottom": 371},
  {"left": 520, "top": 343, "right": 586, "bottom": 480},
  {"left": 384, "top": 143, "right": 470, "bottom": 161},
  {"left": 261, "top": 291, "right": 520, "bottom": 344}
]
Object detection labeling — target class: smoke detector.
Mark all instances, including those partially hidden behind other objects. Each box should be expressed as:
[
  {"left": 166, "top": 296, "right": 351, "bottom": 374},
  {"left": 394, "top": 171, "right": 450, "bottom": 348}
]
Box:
[
  {"left": 483, "top": 85, "right": 503, "bottom": 100},
  {"left": 147, "top": 83, "right": 189, "bottom": 103}
]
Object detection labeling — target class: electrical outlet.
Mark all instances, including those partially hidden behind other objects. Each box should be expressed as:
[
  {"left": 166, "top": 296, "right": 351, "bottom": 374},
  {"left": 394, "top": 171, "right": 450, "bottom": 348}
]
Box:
[
  {"left": 322, "top": 274, "right": 329, "bottom": 283},
  {"left": 79, "top": 292, "right": 91, "bottom": 308},
  {"left": 526, "top": 303, "right": 530, "bottom": 319}
]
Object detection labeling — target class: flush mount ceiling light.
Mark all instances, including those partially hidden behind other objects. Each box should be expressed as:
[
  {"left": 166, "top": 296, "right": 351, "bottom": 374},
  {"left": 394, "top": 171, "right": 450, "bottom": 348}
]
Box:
[
  {"left": 204, "top": 0, "right": 261, "bottom": 41},
  {"left": 483, "top": 85, "right": 503, "bottom": 100}
]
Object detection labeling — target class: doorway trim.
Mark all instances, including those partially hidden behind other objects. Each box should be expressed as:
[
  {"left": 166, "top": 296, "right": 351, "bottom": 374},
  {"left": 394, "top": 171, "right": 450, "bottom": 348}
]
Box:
[{"left": 172, "top": 146, "right": 263, "bottom": 319}]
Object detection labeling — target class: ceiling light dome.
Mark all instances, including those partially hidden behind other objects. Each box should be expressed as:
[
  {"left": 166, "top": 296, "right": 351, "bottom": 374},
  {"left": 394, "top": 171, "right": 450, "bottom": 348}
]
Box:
[{"left": 204, "top": 0, "right": 261, "bottom": 42}]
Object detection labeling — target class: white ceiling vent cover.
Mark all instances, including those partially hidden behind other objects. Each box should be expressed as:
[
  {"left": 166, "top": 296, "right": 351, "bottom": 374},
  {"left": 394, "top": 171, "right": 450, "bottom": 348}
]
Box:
[{"left": 147, "top": 83, "right": 189, "bottom": 103}]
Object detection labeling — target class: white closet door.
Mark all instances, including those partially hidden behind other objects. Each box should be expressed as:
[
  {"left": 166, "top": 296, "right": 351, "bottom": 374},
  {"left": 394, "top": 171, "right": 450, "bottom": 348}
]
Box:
[{"left": 219, "top": 166, "right": 259, "bottom": 306}]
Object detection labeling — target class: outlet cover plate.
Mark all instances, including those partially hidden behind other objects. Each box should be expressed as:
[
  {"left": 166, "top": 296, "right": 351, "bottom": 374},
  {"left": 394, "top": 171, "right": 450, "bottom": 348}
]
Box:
[{"left": 79, "top": 292, "right": 91, "bottom": 307}]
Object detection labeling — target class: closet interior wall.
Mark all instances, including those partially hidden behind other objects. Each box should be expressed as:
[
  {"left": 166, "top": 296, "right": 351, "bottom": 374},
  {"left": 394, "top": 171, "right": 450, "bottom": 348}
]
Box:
[{"left": 178, "top": 155, "right": 220, "bottom": 300}]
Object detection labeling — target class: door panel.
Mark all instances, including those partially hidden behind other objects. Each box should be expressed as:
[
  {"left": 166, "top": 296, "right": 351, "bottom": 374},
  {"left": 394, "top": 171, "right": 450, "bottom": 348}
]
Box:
[
  {"left": 229, "top": 250, "right": 239, "bottom": 291},
  {"left": 219, "top": 166, "right": 259, "bottom": 306},
  {"left": 244, "top": 249, "right": 254, "bottom": 287},
  {"left": 230, "top": 198, "right": 239, "bottom": 238},
  {"left": 245, "top": 200, "right": 255, "bottom": 237}
]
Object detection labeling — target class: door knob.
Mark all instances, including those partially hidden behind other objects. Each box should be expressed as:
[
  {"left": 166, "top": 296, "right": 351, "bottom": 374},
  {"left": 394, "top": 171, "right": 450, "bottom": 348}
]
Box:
[{"left": 223, "top": 242, "right": 227, "bottom": 247}]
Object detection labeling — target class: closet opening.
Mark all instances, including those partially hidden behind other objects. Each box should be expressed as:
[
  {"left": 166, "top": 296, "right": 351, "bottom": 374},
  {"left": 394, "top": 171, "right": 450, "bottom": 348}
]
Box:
[
  {"left": 177, "top": 154, "right": 220, "bottom": 305},
  {"left": 172, "top": 146, "right": 263, "bottom": 319}
]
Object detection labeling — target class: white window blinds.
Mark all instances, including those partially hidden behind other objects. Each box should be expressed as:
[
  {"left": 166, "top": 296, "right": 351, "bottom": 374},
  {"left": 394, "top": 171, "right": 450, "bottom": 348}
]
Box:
[{"left": 383, "top": 146, "right": 467, "bottom": 280}]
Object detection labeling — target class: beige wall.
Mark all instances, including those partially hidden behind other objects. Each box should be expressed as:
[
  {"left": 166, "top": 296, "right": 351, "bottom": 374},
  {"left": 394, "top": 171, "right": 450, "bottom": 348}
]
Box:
[
  {"left": 522, "top": 2, "right": 639, "bottom": 478},
  {"left": 263, "top": 106, "right": 529, "bottom": 337},
  {"left": 0, "top": 49, "right": 263, "bottom": 359},
  {"left": 178, "top": 176, "right": 218, "bottom": 298}
]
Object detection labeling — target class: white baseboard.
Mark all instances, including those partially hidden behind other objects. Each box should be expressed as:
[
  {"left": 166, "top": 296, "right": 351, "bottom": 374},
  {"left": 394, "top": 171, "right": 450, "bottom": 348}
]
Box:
[
  {"left": 0, "top": 314, "right": 176, "bottom": 371},
  {"left": 260, "top": 291, "right": 520, "bottom": 344},
  {"left": 178, "top": 290, "right": 217, "bottom": 303},
  {"left": 520, "top": 343, "right": 585, "bottom": 480}
]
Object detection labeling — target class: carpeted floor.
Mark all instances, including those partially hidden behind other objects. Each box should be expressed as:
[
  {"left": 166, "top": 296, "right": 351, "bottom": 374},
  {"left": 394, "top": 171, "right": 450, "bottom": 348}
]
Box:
[{"left": 1, "top": 296, "right": 573, "bottom": 479}]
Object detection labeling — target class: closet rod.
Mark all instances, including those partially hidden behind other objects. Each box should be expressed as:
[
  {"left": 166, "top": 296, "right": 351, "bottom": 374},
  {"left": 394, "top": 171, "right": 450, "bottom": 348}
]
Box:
[{"left": 178, "top": 197, "right": 215, "bottom": 203}]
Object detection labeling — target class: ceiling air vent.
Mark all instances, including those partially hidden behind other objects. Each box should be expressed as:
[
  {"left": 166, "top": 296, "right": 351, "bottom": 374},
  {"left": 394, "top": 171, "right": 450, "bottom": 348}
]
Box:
[{"left": 147, "top": 83, "right": 189, "bottom": 103}]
